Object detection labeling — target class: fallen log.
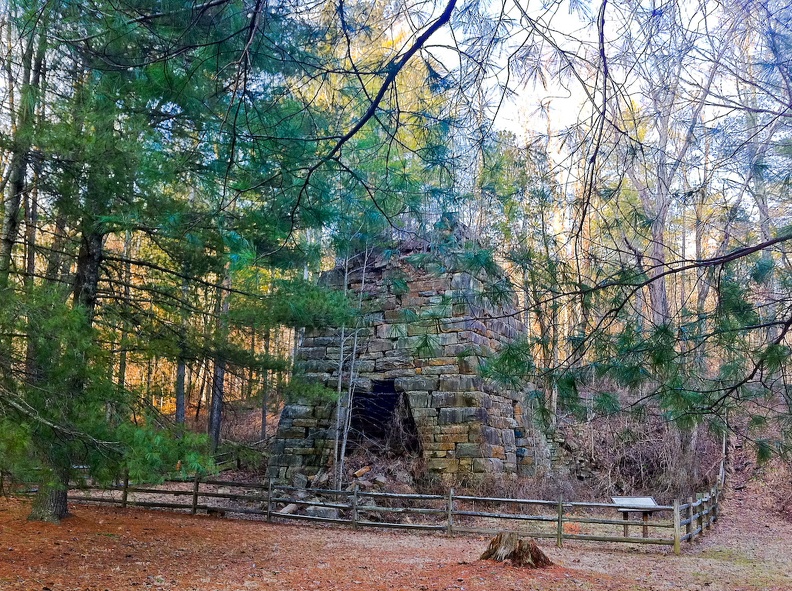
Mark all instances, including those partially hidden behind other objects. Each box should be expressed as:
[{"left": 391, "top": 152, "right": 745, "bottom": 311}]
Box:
[{"left": 480, "top": 532, "right": 553, "bottom": 568}]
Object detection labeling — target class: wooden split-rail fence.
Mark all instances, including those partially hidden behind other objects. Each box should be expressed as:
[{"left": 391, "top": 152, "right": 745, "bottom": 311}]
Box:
[{"left": 67, "top": 476, "right": 721, "bottom": 555}]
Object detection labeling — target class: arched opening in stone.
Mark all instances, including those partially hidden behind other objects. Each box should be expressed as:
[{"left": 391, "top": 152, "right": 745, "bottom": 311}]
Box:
[{"left": 348, "top": 380, "right": 421, "bottom": 456}]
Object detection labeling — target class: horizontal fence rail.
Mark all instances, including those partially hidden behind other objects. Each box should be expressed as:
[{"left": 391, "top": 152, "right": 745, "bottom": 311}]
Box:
[{"left": 61, "top": 476, "right": 722, "bottom": 555}]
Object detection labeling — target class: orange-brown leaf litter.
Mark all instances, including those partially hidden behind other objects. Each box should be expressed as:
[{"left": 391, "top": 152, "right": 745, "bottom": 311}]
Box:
[{"left": 1, "top": 491, "right": 790, "bottom": 591}]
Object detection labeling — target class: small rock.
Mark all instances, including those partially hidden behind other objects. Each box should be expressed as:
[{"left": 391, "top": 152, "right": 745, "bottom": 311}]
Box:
[
  {"left": 394, "top": 470, "right": 413, "bottom": 485},
  {"left": 312, "top": 471, "right": 329, "bottom": 487},
  {"left": 305, "top": 506, "right": 339, "bottom": 519},
  {"left": 292, "top": 473, "right": 309, "bottom": 489}
]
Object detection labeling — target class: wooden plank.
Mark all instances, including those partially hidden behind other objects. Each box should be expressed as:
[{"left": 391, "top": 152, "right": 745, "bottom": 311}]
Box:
[
  {"left": 191, "top": 475, "right": 200, "bottom": 515},
  {"left": 556, "top": 498, "right": 564, "bottom": 548},
  {"left": 704, "top": 494, "right": 711, "bottom": 531},
  {"left": 355, "top": 521, "right": 446, "bottom": 532},
  {"left": 363, "top": 505, "right": 445, "bottom": 516},
  {"left": 355, "top": 490, "right": 444, "bottom": 501},
  {"left": 268, "top": 512, "right": 445, "bottom": 531},
  {"left": 218, "top": 506, "right": 269, "bottom": 516},
  {"left": 269, "top": 498, "right": 349, "bottom": 510},
  {"left": 447, "top": 488, "right": 454, "bottom": 536},
  {"left": 451, "top": 527, "right": 558, "bottom": 539},
  {"left": 697, "top": 497, "right": 704, "bottom": 536},
  {"left": 269, "top": 512, "right": 352, "bottom": 525},
  {"left": 70, "top": 496, "right": 122, "bottom": 504},
  {"left": 266, "top": 479, "right": 272, "bottom": 522},
  {"left": 127, "top": 501, "right": 196, "bottom": 510},
  {"left": 352, "top": 485, "right": 358, "bottom": 530},
  {"left": 564, "top": 533, "right": 673, "bottom": 545},
  {"left": 564, "top": 516, "right": 674, "bottom": 528},
  {"left": 566, "top": 500, "right": 672, "bottom": 510},
  {"left": 200, "top": 479, "right": 269, "bottom": 489},
  {"left": 126, "top": 487, "right": 194, "bottom": 496},
  {"left": 189, "top": 490, "right": 266, "bottom": 501},
  {"left": 454, "top": 494, "right": 558, "bottom": 507},
  {"left": 277, "top": 484, "right": 350, "bottom": 493},
  {"left": 121, "top": 472, "right": 129, "bottom": 509},
  {"left": 452, "top": 510, "right": 555, "bottom": 522}
]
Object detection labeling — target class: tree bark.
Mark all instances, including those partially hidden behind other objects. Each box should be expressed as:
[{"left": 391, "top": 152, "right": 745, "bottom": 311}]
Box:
[
  {"left": 72, "top": 229, "right": 104, "bottom": 316},
  {"left": 175, "top": 267, "right": 189, "bottom": 426},
  {"left": 28, "top": 469, "right": 69, "bottom": 523},
  {"left": 480, "top": 532, "right": 552, "bottom": 568},
  {"left": 175, "top": 356, "right": 187, "bottom": 424},
  {"left": 208, "top": 269, "right": 231, "bottom": 452},
  {"left": 260, "top": 326, "right": 271, "bottom": 441},
  {"left": 0, "top": 22, "right": 45, "bottom": 288},
  {"left": 209, "top": 355, "right": 225, "bottom": 451}
]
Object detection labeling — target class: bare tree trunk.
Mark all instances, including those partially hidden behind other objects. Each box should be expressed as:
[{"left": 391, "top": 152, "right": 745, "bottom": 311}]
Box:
[
  {"left": 208, "top": 270, "right": 231, "bottom": 452},
  {"left": 175, "top": 356, "right": 187, "bottom": 424},
  {"left": 0, "top": 23, "right": 45, "bottom": 288},
  {"left": 260, "top": 326, "right": 271, "bottom": 441},
  {"left": 73, "top": 228, "right": 104, "bottom": 315},
  {"left": 0, "top": 19, "right": 45, "bottom": 381},
  {"left": 28, "top": 222, "right": 104, "bottom": 523},
  {"left": 647, "top": 207, "right": 672, "bottom": 327},
  {"left": 194, "top": 359, "right": 208, "bottom": 422},
  {"left": 332, "top": 254, "right": 351, "bottom": 489},
  {"left": 247, "top": 326, "right": 256, "bottom": 400},
  {"left": 112, "top": 231, "right": 133, "bottom": 427},
  {"left": 23, "top": 146, "right": 43, "bottom": 381},
  {"left": 338, "top": 247, "right": 369, "bottom": 486},
  {"left": 29, "top": 468, "right": 69, "bottom": 523},
  {"left": 175, "top": 272, "right": 189, "bottom": 426},
  {"left": 209, "top": 355, "right": 225, "bottom": 451},
  {"left": 43, "top": 213, "right": 69, "bottom": 282},
  {"left": 23, "top": 172, "right": 38, "bottom": 285}
]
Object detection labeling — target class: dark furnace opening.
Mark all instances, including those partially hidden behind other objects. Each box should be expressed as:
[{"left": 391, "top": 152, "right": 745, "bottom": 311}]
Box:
[{"left": 348, "top": 380, "right": 421, "bottom": 455}]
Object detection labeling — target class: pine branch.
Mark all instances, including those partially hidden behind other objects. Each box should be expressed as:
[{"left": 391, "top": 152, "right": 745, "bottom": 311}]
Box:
[{"left": 0, "top": 387, "right": 122, "bottom": 453}]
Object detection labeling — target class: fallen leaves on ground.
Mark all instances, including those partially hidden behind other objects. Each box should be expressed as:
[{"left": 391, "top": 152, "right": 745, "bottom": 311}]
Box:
[{"left": 1, "top": 493, "right": 790, "bottom": 591}]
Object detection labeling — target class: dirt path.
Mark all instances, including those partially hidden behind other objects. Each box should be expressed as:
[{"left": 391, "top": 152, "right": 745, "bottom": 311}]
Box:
[{"left": 0, "top": 493, "right": 790, "bottom": 591}]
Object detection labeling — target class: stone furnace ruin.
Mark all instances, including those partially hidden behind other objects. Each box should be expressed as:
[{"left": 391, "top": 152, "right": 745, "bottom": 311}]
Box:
[{"left": 268, "top": 222, "right": 542, "bottom": 483}]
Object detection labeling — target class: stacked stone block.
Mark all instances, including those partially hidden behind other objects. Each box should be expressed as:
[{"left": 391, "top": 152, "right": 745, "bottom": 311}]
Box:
[{"left": 268, "top": 247, "right": 539, "bottom": 482}]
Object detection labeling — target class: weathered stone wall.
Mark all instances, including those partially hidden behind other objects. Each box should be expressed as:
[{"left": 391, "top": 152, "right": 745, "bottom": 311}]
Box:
[{"left": 267, "top": 245, "right": 540, "bottom": 482}]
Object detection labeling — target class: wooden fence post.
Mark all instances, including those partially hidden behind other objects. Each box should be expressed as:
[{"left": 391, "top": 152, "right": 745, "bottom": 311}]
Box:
[
  {"left": 556, "top": 497, "right": 564, "bottom": 548},
  {"left": 447, "top": 487, "right": 455, "bottom": 536},
  {"left": 696, "top": 494, "right": 703, "bottom": 538},
  {"left": 121, "top": 470, "right": 129, "bottom": 509},
  {"left": 712, "top": 486, "right": 719, "bottom": 523},
  {"left": 686, "top": 496, "right": 693, "bottom": 543},
  {"left": 266, "top": 478, "right": 273, "bottom": 522},
  {"left": 191, "top": 474, "right": 200, "bottom": 515},
  {"left": 705, "top": 491, "right": 712, "bottom": 532},
  {"left": 673, "top": 499, "right": 681, "bottom": 555},
  {"left": 352, "top": 484, "right": 359, "bottom": 529}
]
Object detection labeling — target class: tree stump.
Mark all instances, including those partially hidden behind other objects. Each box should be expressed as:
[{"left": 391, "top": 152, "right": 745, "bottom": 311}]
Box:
[{"left": 480, "top": 532, "right": 553, "bottom": 568}]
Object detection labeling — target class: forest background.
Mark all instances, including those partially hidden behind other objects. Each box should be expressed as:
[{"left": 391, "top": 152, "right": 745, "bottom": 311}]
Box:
[{"left": 1, "top": 0, "right": 791, "bottom": 523}]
